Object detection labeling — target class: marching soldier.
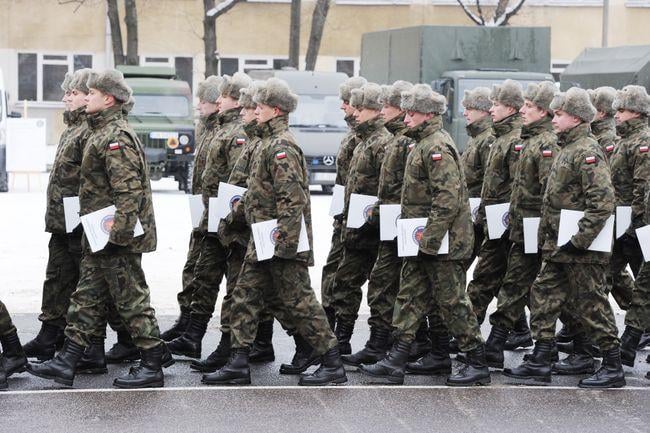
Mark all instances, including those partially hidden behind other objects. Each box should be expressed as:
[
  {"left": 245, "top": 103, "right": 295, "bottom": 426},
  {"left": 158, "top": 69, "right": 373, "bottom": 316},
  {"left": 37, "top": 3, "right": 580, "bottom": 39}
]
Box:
[{"left": 0, "top": 301, "right": 28, "bottom": 390}]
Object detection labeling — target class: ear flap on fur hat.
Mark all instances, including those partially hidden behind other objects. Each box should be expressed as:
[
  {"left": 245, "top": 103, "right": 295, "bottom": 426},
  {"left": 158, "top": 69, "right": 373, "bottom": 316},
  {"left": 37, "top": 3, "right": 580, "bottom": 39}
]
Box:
[
  {"left": 339, "top": 76, "right": 367, "bottom": 101},
  {"left": 70, "top": 68, "right": 93, "bottom": 94},
  {"left": 350, "top": 83, "right": 383, "bottom": 111},
  {"left": 400, "top": 84, "right": 447, "bottom": 115},
  {"left": 238, "top": 81, "right": 264, "bottom": 109},
  {"left": 198, "top": 75, "right": 223, "bottom": 104},
  {"left": 613, "top": 85, "right": 650, "bottom": 116},
  {"left": 86, "top": 69, "right": 132, "bottom": 103},
  {"left": 490, "top": 79, "right": 524, "bottom": 110},
  {"left": 61, "top": 73, "right": 74, "bottom": 93},
  {"left": 550, "top": 87, "right": 596, "bottom": 123},
  {"left": 461, "top": 87, "right": 492, "bottom": 112},
  {"left": 122, "top": 96, "right": 135, "bottom": 115},
  {"left": 588, "top": 86, "right": 616, "bottom": 117},
  {"left": 220, "top": 72, "right": 252, "bottom": 101},
  {"left": 380, "top": 80, "right": 413, "bottom": 108},
  {"left": 253, "top": 77, "right": 298, "bottom": 113},
  {"left": 524, "top": 81, "right": 555, "bottom": 114}
]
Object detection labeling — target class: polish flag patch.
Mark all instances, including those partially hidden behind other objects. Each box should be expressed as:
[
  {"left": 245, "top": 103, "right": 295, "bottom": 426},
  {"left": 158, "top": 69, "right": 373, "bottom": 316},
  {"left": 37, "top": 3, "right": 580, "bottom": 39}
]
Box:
[
  {"left": 108, "top": 142, "right": 121, "bottom": 151},
  {"left": 640, "top": 146, "right": 649, "bottom": 153},
  {"left": 431, "top": 153, "right": 442, "bottom": 161},
  {"left": 275, "top": 151, "right": 287, "bottom": 160},
  {"left": 236, "top": 138, "right": 246, "bottom": 145},
  {"left": 514, "top": 144, "right": 523, "bottom": 151},
  {"left": 606, "top": 144, "right": 614, "bottom": 153},
  {"left": 585, "top": 156, "right": 597, "bottom": 164},
  {"left": 542, "top": 150, "right": 553, "bottom": 158},
  {"left": 408, "top": 143, "right": 416, "bottom": 150}
]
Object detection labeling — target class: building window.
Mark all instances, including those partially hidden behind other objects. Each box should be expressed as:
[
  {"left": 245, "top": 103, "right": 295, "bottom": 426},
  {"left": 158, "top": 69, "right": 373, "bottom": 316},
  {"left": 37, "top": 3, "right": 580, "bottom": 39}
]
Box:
[
  {"left": 336, "top": 59, "right": 356, "bottom": 77},
  {"left": 219, "top": 56, "right": 291, "bottom": 75},
  {"left": 551, "top": 60, "right": 570, "bottom": 82},
  {"left": 17, "top": 52, "right": 93, "bottom": 102},
  {"left": 140, "top": 55, "right": 194, "bottom": 91}
]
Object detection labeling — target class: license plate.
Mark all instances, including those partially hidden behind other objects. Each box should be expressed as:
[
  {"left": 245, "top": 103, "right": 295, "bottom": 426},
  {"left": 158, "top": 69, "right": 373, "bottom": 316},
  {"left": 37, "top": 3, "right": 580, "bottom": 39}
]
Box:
[
  {"left": 174, "top": 149, "right": 183, "bottom": 154},
  {"left": 313, "top": 172, "right": 336, "bottom": 182},
  {"left": 150, "top": 131, "right": 179, "bottom": 140}
]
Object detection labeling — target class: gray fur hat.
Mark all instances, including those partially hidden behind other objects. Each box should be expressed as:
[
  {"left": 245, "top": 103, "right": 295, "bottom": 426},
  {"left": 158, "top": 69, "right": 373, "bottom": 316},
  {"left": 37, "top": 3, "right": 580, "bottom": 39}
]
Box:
[
  {"left": 349, "top": 83, "right": 383, "bottom": 111},
  {"left": 253, "top": 77, "right": 298, "bottom": 113},
  {"left": 196, "top": 75, "right": 222, "bottom": 103},
  {"left": 380, "top": 80, "right": 413, "bottom": 108},
  {"left": 613, "top": 85, "right": 650, "bottom": 116},
  {"left": 61, "top": 73, "right": 74, "bottom": 92},
  {"left": 588, "top": 86, "right": 616, "bottom": 116},
  {"left": 70, "top": 68, "right": 93, "bottom": 94},
  {"left": 524, "top": 81, "right": 555, "bottom": 114},
  {"left": 238, "top": 81, "right": 264, "bottom": 109},
  {"left": 400, "top": 84, "right": 447, "bottom": 115},
  {"left": 339, "top": 76, "right": 367, "bottom": 101},
  {"left": 219, "top": 72, "right": 252, "bottom": 101},
  {"left": 550, "top": 87, "right": 596, "bottom": 123},
  {"left": 490, "top": 79, "right": 524, "bottom": 110},
  {"left": 461, "top": 87, "right": 492, "bottom": 112},
  {"left": 122, "top": 96, "right": 135, "bottom": 114},
  {"left": 86, "top": 69, "right": 132, "bottom": 103}
]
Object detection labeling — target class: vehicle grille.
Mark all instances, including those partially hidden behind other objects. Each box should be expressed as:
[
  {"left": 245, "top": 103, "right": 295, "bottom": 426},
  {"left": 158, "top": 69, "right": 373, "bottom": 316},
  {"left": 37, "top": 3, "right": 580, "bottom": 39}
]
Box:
[{"left": 137, "top": 133, "right": 167, "bottom": 150}]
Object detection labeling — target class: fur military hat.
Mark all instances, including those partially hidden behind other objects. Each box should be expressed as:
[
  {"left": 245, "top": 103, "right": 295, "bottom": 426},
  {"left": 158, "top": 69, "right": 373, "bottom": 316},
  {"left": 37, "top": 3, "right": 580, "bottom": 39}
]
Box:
[
  {"left": 70, "top": 68, "right": 93, "bottom": 94},
  {"left": 60, "top": 72, "right": 73, "bottom": 92},
  {"left": 339, "top": 76, "right": 367, "bottom": 101},
  {"left": 219, "top": 72, "right": 252, "bottom": 101},
  {"left": 550, "top": 87, "right": 596, "bottom": 123},
  {"left": 122, "top": 96, "right": 135, "bottom": 114},
  {"left": 524, "top": 81, "right": 555, "bottom": 114},
  {"left": 613, "top": 85, "right": 650, "bottom": 116},
  {"left": 349, "top": 83, "right": 383, "bottom": 111},
  {"left": 196, "top": 75, "right": 222, "bottom": 103},
  {"left": 238, "top": 81, "right": 264, "bottom": 109},
  {"left": 400, "top": 83, "right": 447, "bottom": 115},
  {"left": 380, "top": 80, "right": 413, "bottom": 108},
  {"left": 253, "top": 77, "right": 298, "bottom": 113},
  {"left": 461, "top": 87, "right": 492, "bottom": 112},
  {"left": 86, "top": 69, "right": 132, "bottom": 103},
  {"left": 588, "top": 86, "right": 617, "bottom": 116},
  {"left": 490, "top": 79, "right": 524, "bottom": 110}
]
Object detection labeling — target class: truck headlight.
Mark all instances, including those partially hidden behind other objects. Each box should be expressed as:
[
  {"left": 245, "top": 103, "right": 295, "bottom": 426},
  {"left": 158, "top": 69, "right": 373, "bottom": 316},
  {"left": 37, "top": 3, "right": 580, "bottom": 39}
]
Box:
[
  {"left": 167, "top": 137, "right": 179, "bottom": 149},
  {"left": 179, "top": 134, "right": 189, "bottom": 145}
]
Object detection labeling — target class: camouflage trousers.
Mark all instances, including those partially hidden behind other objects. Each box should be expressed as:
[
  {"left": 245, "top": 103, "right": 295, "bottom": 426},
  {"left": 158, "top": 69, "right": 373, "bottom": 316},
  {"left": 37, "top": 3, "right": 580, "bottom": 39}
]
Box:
[
  {"left": 331, "top": 246, "right": 378, "bottom": 325},
  {"left": 608, "top": 238, "right": 642, "bottom": 323},
  {"left": 489, "top": 243, "right": 541, "bottom": 330},
  {"left": 393, "top": 258, "right": 484, "bottom": 352},
  {"left": 467, "top": 236, "right": 511, "bottom": 324},
  {"left": 367, "top": 241, "right": 401, "bottom": 330},
  {"left": 177, "top": 232, "right": 202, "bottom": 310},
  {"left": 188, "top": 234, "right": 228, "bottom": 317},
  {"left": 39, "top": 233, "right": 82, "bottom": 327},
  {"left": 530, "top": 260, "right": 619, "bottom": 350},
  {"left": 624, "top": 261, "right": 650, "bottom": 331},
  {"left": 230, "top": 259, "right": 337, "bottom": 354},
  {"left": 320, "top": 220, "right": 343, "bottom": 309},
  {"left": 467, "top": 223, "right": 485, "bottom": 271},
  {"left": 0, "top": 300, "right": 17, "bottom": 336},
  {"left": 65, "top": 253, "right": 161, "bottom": 350},
  {"left": 221, "top": 243, "right": 251, "bottom": 333}
]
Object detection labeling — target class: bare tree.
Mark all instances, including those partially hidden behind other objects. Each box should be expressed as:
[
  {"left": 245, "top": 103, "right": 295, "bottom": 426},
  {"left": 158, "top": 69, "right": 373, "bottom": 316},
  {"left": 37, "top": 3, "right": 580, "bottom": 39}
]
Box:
[
  {"left": 203, "top": 0, "right": 246, "bottom": 77},
  {"left": 456, "top": 0, "right": 526, "bottom": 26},
  {"left": 304, "top": 0, "right": 330, "bottom": 71},
  {"left": 106, "top": 0, "right": 125, "bottom": 66},
  {"left": 289, "top": 0, "right": 301, "bottom": 69},
  {"left": 124, "top": 0, "right": 139, "bottom": 65}
]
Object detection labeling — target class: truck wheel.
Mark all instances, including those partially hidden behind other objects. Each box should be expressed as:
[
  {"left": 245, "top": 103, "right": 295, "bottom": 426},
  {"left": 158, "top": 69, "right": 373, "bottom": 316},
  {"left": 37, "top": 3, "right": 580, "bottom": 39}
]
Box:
[
  {"left": 178, "top": 161, "right": 193, "bottom": 194},
  {"left": 321, "top": 185, "right": 334, "bottom": 194},
  {"left": 0, "top": 173, "right": 7, "bottom": 193}
]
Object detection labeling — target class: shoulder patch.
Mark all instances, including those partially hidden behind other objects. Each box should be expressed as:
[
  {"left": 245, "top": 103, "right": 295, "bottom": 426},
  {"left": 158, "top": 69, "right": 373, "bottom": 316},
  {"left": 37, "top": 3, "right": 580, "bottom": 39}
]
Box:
[
  {"left": 431, "top": 153, "right": 442, "bottom": 161},
  {"left": 640, "top": 145, "right": 649, "bottom": 153},
  {"left": 108, "top": 142, "right": 121, "bottom": 151},
  {"left": 236, "top": 137, "right": 246, "bottom": 145},
  {"left": 585, "top": 156, "right": 597, "bottom": 164},
  {"left": 408, "top": 142, "right": 416, "bottom": 150},
  {"left": 542, "top": 150, "right": 553, "bottom": 158},
  {"left": 605, "top": 144, "right": 614, "bottom": 153},
  {"left": 514, "top": 144, "right": 523, "bottom": 152},
  {"left": 275, "top": 151, "right": 287, "bottom": 160}
]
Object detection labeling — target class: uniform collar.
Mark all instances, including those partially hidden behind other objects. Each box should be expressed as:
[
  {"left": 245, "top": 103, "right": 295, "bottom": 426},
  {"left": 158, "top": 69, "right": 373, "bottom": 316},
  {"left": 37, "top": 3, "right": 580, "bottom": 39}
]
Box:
[
  {"left": 493, "top": 113, "right": 522, "bottom": 138},
  {"left": 260, "top": 115, "right": 289, "bottom": 138},
  {"left": 405, "top": 116, "right": 443, "bottom": 141},
  {"left": 344, "top": 114, "right": 357, "bottom": 128},
  {"left": 219, "top": 107, "right": 240, "bottom": 126},
  {"left": 466, "top": 115, "right": 492, "bottom": 138},
  {"left": 384, "top": 114, "right": 408, "bottom": 136},
  {"left": 521, "top": 116, "right": 553, "bottom": 139},
  {"left": 203, "top": 111, "right": 220, "bottom": 130},
  {"left": 590, "top": 117, "right": 615, "bottom": 136},
  {"left": 557, "top": 122, "right": 590, "bottom": 147},
  {"left": 243, "top": 120, "right": 261, "bottom": 138},
  {"left": 87, "top": 105, "right": 122, "bottom": 130},
  {"left": 616, "top": 117, "right": 648, "bottom": 138},
  {"left": 355, "top": 116, "right": 385, "bottom": 140}
]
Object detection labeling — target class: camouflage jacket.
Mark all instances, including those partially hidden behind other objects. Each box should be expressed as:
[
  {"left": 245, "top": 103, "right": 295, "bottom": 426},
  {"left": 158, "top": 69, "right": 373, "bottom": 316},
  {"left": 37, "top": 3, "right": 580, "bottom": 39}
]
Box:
[
  {"left": 375, "top": 115, "right": 413, "bottom": 207},
  {"left": 611, "top": 117, "right": 650, "bottom": 236},
  {"left": 341, "top": 117, "right": 392, "bottom": 248},
  {"left": 45, "top": 107, "right": 89, "bottom": 234},
  {"left": 461, "top": 116, "right": 494, "bottom": 199},
  {"left": 243, "top": 115, "right": 314, "bottom": 265},
  {"left": 401, "top": 116, "right": 473, "bottom": 261},
  {"left": 508, "top": 117, "right": 559, "bottom": 244},
  {"left": 477, "top": 114, "right": 522, "bottom": 227},
  {"left": 334, "top": 115, "right": 360, "bottom": 187},
  {"left": 199, "top": 108, "right": 246, "bottom": 232},
  {"left": 80, "top": 105, "right": 156, "bottom": 254},
  {"left": 539, "top": 123, "right": 614, "bottom": 264},
  {"left": 191, "top": 111, "right": 220, "bottom": 195},
  {"left": 591, "top": 117, "right": 617, "bottom": 161}
]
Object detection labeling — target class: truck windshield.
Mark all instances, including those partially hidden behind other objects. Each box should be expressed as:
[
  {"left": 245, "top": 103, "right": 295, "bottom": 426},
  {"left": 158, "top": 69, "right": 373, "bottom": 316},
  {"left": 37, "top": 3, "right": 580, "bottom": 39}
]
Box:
[
  {"left": 456, "top": 78, "right": 548, "bottom": 115},
  {"left": 130, "top": 95, "right": 191, "bottom": 117},
  {"left": 290, "top": 94, "right": 346, "bottom": 128}
]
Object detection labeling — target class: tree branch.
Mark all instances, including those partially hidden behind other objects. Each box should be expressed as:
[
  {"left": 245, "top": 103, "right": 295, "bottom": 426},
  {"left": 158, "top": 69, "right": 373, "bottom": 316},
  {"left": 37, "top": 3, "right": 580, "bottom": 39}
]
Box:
[
  {"left": 207, "top": 0, "right": 246, "bottom": 22},
  {"left": 455, "top": 0, "right": 484, "bottom": 26},
  {"left": 58, "top": 0, "right": 86, "bottom": 13},
  {"left": 475, "top": 0, "right": 485, "bottom": 25},
  {"left": 500, "top": 0, "right": 526, "bottom": 26}
]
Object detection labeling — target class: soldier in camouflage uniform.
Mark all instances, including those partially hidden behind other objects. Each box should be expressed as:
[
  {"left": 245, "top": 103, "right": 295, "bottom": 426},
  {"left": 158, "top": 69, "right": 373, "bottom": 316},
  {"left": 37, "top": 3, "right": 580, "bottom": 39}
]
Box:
[
  {"left": 467, "top": 79, "right": 524, "bottom": 324},
  {"left": 483, "top": 82, "right": 559, "bottom": 367},
  {"left": 202, "top": 78, "right": 347, "bottom": 386},
  {"left": 360, "top": 84, "right": 490, "bottom": 386},
  {"left": 161, "top": 76, "right": 223, "bottom": 342},
  {"left": 167, "top": 73, "right": 251, "bottom": 359},
  {"left": 504, "top": 88, "right": 625, "bottom": 388},
  {"left": 330, "top": 83, "right": 392, "bottom": 354},
  {"left": 342, "top": 80, "right": 413, "bottom": 367},
  {"left": 321, "top": 76, "right": 366, "bottom": 331},
  {"left": 0, "top": 300, "right": 28, "bottom": 390},
  {"left": 27, "top": 69, "right": 170, "bottom": 389}
]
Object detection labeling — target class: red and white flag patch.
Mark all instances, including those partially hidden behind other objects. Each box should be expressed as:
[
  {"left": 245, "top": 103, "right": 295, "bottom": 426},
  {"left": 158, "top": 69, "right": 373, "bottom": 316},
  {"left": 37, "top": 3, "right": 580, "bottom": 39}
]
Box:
[
  {"left": 236, "top": 138, "right": 246, "bottom": 145},
  {"left": 585, "top": 156, "right": 597, "bottom": 164},
  {"left": 606, "top": 144, "right": 614, "bottom": 153},
  {"left": 275, "top": 151, "right": 287, "bottom": 160},
  {"left": 431, "top": 153, "right": 442, "bottom": 161},
  {"left": 108, "top": 142, "right": 121, "bottom": 151},
  {"left": 542, "top": 150, "right": 553, "bottom": 158},
  {"left": 408, "top": 143, "right": 415, "bottom": 150},
  {"left": 514, "top": 144, "right": 523, "bottom": 152},
  {"left": 640, "top": 146, "right": 649, "bottom": 153}
]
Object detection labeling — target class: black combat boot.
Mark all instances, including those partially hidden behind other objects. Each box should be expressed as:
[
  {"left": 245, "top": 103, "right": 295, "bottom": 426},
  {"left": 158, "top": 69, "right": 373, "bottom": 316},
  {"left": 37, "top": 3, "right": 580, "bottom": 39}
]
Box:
[
  {"left": 202, "top": 348, "right": 251, "bottom": 385},
  {"left": 341, "top": 327, "right": 390, "bottom": 367},
  {"left": 406, "top": 333, "right": 452, "bottom": 375},
  {"left": 324, "top": 306, "right": 336, "bottom": 332},
  {"left": 106, "top": 331, "right": 140, "bottom": 363},
  {"left": 113, "top": 344, "right": 164, "bottom": 389},
  {"left": 552, "top": 333, "right": 596, "bottom": 375},
  {"left": 638, "top": 331, "right": 650, "bottom": 350},
  {"left": 503, "top": 340, "right": 554, "bottom": 383},
  {"left": 0, "top": 330, "right": 28, "bottom": 377},
  {"left": 620, "top": 326, "right": 642, "bottom": 367},
  {"left": 447, "top": 345, "right": 491, "bottom": 386},
  {"left": 359, "top": 340, "right": 410, "bottom": 384},
  {"left": 578, "top": 347, "right": 626, "bottom": 388},
  {"left": 161, "top": 343, "right": 175, "bottom": 368},
  {"left": 26, "top": 339, "right": 85, "bottom": 386},
  {"left": 484, "top": 326, "right": 509, "bottom": 369},
  {"left": 167, "top": 313, "right": 210, "bottom": 358},
  {"left": 280, "top": 334, "right": 320, "bottom": 375},
  {"left": 335, "top": 321, "right": 354, "bottom": 355},
  {"left": 503, "top": 314, "right": 533, "bottom": 350},
  {"left": 22, "top": 321, "right": 60, "bottom": 361},
  {"left": 556, "top": 324, "right": 573, "bottom": 343},
  {"left": 0, "top": 360, "right": 6, "bottom": 390},
  {"left": 75, "top": 337, "right": 107, "bottom": 374},
  {"left": 249, "top": 320, "right": 275, "bottom": 363},
  {"left": 299, "top": 347, "right": 348, "bottom": 386},
  {"left": 523, "top": 343, "right": 559, "bottom": 363},
  {"left": 160, "top": 307, "right": 191, "bottom": 342},
  {"left": 190, "top": 332, "right": 231, "bottom": 373},
  {"left": 449, "top": 338, "right": 459, "bottom": 354},
  {"left": 408, "top": 320, "right": 431, "bottom": 362}
]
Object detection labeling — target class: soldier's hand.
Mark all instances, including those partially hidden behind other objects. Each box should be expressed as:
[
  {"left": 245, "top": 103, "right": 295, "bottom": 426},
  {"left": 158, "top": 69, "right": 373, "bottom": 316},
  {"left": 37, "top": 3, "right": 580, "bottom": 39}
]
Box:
[
  {"left": 558, "top": 240, "right": 585, "bottom": 255},
  {"left": 333, "top": 213, "right": 344, "bottom": 224},
  {"left": 192, "top": 230, "right": 205, "bottom": 242},
  {"left": 417, "top": 249, "right": 436, "bottom": 260},
  {"left": 618, "top": 233, "right": 639, "bottom": 252},
  {"left": 103, "top": 241, "right": 127, "bottom": 254},
  {"left": 500, "top": 228, "right": 510, "bottom": 242},
  {"left": 70, "top": 224, "right": 83, "bottom": 237}
]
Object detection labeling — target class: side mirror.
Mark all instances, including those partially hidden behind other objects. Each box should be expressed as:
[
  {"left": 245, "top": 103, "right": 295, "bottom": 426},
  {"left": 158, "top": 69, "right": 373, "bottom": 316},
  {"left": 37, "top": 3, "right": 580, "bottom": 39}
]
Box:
[{"left": 8, "top": 111, "right": 21, "bottom": 118}]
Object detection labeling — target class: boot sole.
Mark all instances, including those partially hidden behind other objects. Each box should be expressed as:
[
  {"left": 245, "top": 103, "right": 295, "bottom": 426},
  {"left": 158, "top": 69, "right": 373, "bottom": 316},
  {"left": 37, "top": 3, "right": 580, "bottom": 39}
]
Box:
[
  {"left": 249, "top": 354, "right": 275, "bottom": 363},
  {"left": 279, "top": 358, "right": 321, "bottom": 375},
  {"left": 189, "top": 363, "right": 225, "bottom": 373},
  {"left": 504, "top": 339, "right": 534, "bottom": 351},
  {"left": 113, "top": 380, "right": 164, "bottom": 389},
  {"left": 6, "top": 364, "right": 28, "bottom": 378},
  {"left": 446, "top": 377, "right": 491, "bottom": 386},
  {"left": 405, "top": 368, "right": 452, "bottom": 376},
  {"left": 578, "top": 379, "right": 626, "bottom": 389},
  {"left": 162, "top": 358, "right": 176, "bottom": 369},
  {"left": 359, "top": 368, "right": 404, "bottom": 385},
  {"left": 76, "top": 367, "right": 109, "bottom": 375},
  {"left": 202, "top": 377, "right": 251, "bottom": 385},
  {"left": 552, "top": 368, "right": 596, "bottom": 376},
  {"left": 169, "top": 350, "right": 201, "bottom": 359},
  {"left": 26, "top": 367, "right": 73, "bottom": 387},
  {"left": 502, "top": 371, "right": 552, "bottom": 383},
  {"left": 299, "top": 376, "right": 348, "bottom": 386}
]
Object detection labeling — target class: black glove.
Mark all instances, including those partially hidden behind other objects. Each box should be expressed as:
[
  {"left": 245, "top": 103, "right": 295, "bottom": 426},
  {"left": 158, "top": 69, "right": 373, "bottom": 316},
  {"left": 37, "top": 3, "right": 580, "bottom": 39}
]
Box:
[
  {"left": 70, "top": 224, "right": 83, "bottom": 237},
  {"left": 333, "top": 214, "right": 344, "bottom": 224},
  {"left": 500, "top": 228, "right": 511, "bottom": 242},
  {"left": 417, "top": 249, "right": 436, "bottom": 260},
  {"left": 559, "top": 240, "right": 585, "bottom": 255},
  {"left": 103, "top": 241, "right": 126, "bottom": 254},
  {"left": 618, "top": 233, "right": 639, "bottom": 252}
]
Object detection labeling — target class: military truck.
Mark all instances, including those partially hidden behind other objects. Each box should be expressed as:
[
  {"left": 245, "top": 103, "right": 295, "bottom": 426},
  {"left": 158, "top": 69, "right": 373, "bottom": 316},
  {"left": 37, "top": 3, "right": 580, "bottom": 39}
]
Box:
[
  {"left": 118, "top": 65, "right": 195, "bottom": 192},
  {"left": 560, "top": 45, "right": 650, "bottom": 91},
  {"left": 360, "top": 25, "right": 554, "bottom": 151},
  {"left": 249, "top": 69, "right": 348, "bottom": 193}
]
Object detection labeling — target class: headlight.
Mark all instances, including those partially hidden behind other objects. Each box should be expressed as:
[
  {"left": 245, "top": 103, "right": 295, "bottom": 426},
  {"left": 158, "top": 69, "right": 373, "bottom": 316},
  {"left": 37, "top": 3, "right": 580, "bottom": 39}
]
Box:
[
  {"left": 167, "top": 137, "right": 179, "bottom": 149},
  {"left": 179, "top": 134, "right": 189, "bottom": 145}
]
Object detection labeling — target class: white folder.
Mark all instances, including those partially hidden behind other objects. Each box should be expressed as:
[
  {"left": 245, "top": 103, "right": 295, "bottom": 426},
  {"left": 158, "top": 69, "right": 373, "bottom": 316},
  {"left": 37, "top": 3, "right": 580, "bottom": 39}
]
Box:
[
  {"left": 251, "top": 215, "right": 309, "bottom": 261},
  {"left": 63, "top": 196, "right": 81, "bottom": 233},
  {"left": 396, "top": 217, "right": 448, "bottom": 257},
  {"left": 485, "top": 202, "right": 510, "bottom": 240},
  {"left": 346, "top": 193, "right": 379, "bottom": 229},
  {"left": 616, "top": 206, "right": 632, "bottom": 239},
  {"left": 379, "top": 204, "right": 401, "bottom": 241},
  {"left": 557, "top": 209, "right": 614, "bottom": 253},
  {"left": 328, "top": 184, "right": 345, "bottom": 217},
  {"left": 80, "top": 205, "right": 144, "bottom": 253},
  {"left": 523, "top": 217, "right": 540, "bottom": 254},
  {"left": 188, "top": 195, "right": 205, "bottom": 229}
]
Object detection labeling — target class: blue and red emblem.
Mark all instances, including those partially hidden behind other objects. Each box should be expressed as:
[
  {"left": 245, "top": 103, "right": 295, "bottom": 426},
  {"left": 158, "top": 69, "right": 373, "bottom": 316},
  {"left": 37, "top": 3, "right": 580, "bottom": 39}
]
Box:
[
  {"left": 363, "top": 205, "right": 374, "bottom": 223},
  {"left": 412, "top": 226, "right": 424, "bottom": 244},
  {"left": 502, "top": 211, "right": 509, "bottom": 228},
  {"left": 270, "top": 227, "right": 280, "bottom": 245},
  {"left": 101, "top": 215, "right": 114, "bottom": 235},
  {"left": 229, "top": 195, "right": 242, "bottom": 210}
]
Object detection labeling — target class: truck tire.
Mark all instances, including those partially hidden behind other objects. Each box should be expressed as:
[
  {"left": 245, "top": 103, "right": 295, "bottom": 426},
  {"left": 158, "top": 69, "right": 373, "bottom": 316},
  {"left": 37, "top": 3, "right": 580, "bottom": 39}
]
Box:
[
  {"left": 178, "top": 161, "right": 193, "bottom": 194},
  {"left": 321, "top": 185, "right": 334, "bottom": 194}
]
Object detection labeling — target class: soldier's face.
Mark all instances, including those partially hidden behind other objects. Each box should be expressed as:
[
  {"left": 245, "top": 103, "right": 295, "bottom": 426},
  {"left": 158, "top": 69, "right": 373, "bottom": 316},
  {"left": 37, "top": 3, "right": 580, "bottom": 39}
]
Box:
[
  {"left": 218, "top": 95, "right": 239, "bottom": 113},
  {"left": 341, "top": 100, "right": 355, "bottom": 117},
  {"left": 354, "top": 107, "right": 380, "bottom": 124},
  {"left": 520, "top": 100, "right": 547, "bottom": 126},
  {"left": 62, "top": 91, "right": 72, "bottom": 111},
  {"left": 85, "top": 88, "right": 115, "bottom": 114},
  {"left": 69, "top": 89, "right": 87, "bottom": 111},
  {"left": 404, "top": 110, "right": 433, "bottom": 128},
  {"left": 198, "top": 99, "right": 219, "bottom": 117},
  {"left": 240, "top": 106, "right": 256, "bottom": 124},
  {"left": 614, "top": 109, "right": 641, "bottom": 125},
  {"left": 490, "top": 102, "right": 516, "bottom": 122},
  {"left": 381, "top": 104, "right": 403, "bottom": 122},
  {"left": 255, "top": 103, "right": 279, "bottom": 124},
  {"left": 463, "top": 108, "right": 488, "bottom": 125},
  {"left": 552, "top": 110, "right": 581, "bottom": 132}
]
